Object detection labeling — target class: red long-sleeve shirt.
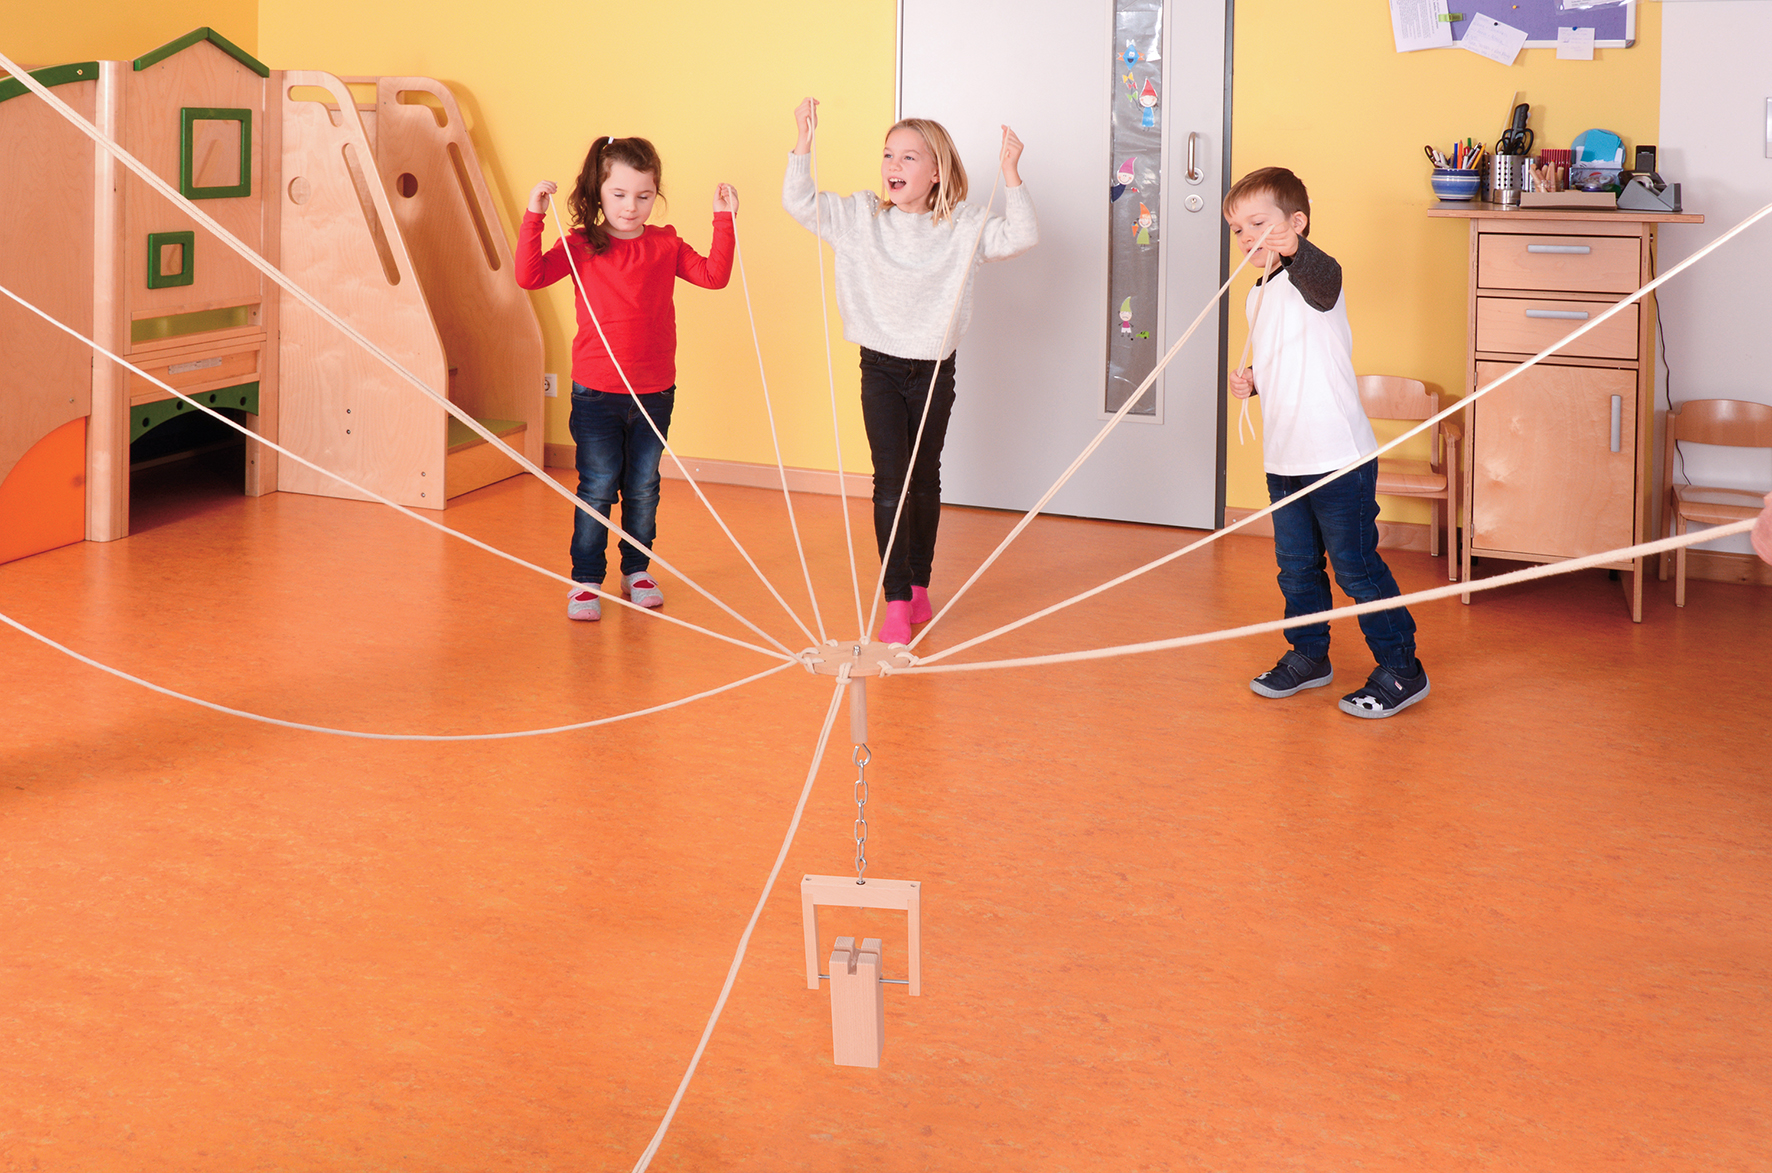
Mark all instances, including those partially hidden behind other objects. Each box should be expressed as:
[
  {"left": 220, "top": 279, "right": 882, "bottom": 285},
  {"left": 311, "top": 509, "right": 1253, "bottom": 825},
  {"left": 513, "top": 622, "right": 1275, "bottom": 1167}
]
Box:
[{"left": 515, "top": 211, "right": 734, "bottom": 394}]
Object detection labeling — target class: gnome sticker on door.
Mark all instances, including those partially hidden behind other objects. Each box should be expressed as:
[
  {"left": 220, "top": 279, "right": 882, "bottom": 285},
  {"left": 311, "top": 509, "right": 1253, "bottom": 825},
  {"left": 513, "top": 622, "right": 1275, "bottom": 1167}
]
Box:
[
  {"left": 1139, "top": 78, "right": 1158, "bottom": 128},
  {"left": 1111, "top": 156, "right": 1138, "bottom": 203}
]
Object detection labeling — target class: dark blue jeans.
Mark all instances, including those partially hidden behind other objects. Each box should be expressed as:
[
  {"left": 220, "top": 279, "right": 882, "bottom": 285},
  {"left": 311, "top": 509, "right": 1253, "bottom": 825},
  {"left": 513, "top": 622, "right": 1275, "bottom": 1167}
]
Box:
[
  {"left": 859, "top": 348, "right": 957, "bottom": 602},
  {"left": 1266, "top": 461, "right": 1417, "bottom": 673},
  {"left": 569, "top": 384, "right": 674, "bottom": 583}
]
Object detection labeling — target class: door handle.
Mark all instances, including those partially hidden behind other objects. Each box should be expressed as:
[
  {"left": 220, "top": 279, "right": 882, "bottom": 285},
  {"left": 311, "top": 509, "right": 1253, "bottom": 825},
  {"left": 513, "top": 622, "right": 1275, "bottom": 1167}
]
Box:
[
  {"left": 1526, "top": 308, "right": 1590, "bottom": 320},
  {"left": 1185, "top": 132, "right": 1204, "bottom": 185},
  {"left": 1610, "top": 395, "right": 1622, "bottom": 453},
  {"left": 1527, "top": 244, "right": 1591, "bottom": 254}
]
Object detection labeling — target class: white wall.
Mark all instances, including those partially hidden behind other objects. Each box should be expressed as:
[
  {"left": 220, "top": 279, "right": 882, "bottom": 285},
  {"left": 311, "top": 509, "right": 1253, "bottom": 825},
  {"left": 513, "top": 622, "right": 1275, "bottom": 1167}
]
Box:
[{"left": 1656, "top": 0, "right": 1772, "bottom": 553}]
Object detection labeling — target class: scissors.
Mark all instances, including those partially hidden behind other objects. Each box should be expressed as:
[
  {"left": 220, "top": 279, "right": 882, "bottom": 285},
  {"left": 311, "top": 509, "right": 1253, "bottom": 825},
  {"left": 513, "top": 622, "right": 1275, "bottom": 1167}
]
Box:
[
  {"left": 1424, "top": 145, "right": 1450, "bottom": 168},
  {"left": 1498, "top": 103, "right": 1534, "bottom": 155}
]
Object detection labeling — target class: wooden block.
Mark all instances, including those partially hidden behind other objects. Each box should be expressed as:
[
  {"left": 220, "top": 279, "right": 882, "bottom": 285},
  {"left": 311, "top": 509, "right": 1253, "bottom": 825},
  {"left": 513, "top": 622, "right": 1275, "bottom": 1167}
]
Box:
[{"left": 828, "top": 936, "right": 884, "bottom": 1068}]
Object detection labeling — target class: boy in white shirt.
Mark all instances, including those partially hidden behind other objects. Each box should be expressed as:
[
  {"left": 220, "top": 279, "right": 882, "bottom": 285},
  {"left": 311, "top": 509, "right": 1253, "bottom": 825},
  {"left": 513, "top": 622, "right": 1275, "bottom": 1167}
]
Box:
[{"left": 1225, "top": 167, "right": 1429, "bottom": 718}]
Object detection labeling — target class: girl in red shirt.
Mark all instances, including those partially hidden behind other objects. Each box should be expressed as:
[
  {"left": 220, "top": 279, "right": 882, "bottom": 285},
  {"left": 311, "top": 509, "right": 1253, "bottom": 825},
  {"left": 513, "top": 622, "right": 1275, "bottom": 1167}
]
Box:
[{"left": 517, "top": 137, "right": 738, "bottom": 621}]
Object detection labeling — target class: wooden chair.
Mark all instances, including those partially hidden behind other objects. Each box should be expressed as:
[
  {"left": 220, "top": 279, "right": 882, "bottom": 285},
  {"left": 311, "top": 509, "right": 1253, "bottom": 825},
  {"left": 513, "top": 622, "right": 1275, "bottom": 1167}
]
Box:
[
  {"left": 1657, "top": 398, "right": 1772, "bottom": 606},
  {"left": 1357, "top": 375, "right": 1462, "bottom": 581}
]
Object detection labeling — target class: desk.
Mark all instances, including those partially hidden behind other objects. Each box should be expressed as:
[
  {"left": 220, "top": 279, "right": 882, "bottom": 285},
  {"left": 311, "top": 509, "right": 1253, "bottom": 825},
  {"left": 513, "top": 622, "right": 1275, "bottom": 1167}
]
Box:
[{"left": 1427, "top": 203, "right": 1704, "bottom": 621}]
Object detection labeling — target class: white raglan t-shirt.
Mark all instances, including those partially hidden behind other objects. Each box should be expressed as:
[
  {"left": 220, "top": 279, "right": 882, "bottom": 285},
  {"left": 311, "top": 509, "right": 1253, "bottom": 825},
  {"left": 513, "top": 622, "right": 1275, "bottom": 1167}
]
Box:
[{"left": 1247, "top": 239, "right": 1377, "bottom": 476}]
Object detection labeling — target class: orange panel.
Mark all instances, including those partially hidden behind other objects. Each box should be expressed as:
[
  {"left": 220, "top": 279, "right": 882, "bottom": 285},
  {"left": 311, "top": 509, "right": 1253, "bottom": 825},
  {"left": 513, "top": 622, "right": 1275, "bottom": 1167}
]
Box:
[{"left": 0, "top": 417, "right": 86, "bottom": 565}]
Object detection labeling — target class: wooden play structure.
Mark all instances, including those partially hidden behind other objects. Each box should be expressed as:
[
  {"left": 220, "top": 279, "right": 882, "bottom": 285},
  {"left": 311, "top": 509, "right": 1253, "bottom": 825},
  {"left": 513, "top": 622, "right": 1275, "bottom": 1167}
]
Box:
[{"left": 0, "top": 29, "right": 543, "bottom": 565}]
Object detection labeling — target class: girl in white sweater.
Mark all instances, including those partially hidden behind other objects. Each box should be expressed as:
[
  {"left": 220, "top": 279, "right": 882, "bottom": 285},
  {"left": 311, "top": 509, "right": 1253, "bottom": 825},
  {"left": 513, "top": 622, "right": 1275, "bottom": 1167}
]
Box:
[{"left": 784, "top": 98, "right": 1037, "bottom": 645}]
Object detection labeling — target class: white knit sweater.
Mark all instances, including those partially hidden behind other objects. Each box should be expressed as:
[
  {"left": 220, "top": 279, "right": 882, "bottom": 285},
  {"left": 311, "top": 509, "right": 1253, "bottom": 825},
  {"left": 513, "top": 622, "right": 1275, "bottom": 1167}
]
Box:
[{"left": 782, "top": 151, "right": 1038, "bottom": 360}]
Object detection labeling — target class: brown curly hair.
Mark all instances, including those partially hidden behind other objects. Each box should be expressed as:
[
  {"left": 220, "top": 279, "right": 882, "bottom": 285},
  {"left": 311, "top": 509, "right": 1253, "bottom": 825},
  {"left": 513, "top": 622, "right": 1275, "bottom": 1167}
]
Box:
[{"left": 568, "top": 136, "right": 664, "bottom": 255}]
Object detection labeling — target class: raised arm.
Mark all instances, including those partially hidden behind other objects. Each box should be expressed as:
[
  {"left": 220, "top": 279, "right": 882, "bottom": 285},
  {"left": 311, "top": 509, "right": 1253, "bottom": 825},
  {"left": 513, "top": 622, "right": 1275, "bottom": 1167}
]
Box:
[
  {"left": 781, "top": 97, "right": 865, "bottom": 243},
  {"left": 514, "top": 182, "right": 572, "bottom": 290},
  {"left": 979, "top": 125, "right": 1037, "bottom": 262},
  {"left": 677, "top": 213, "right": 735, "bottom": 291}
]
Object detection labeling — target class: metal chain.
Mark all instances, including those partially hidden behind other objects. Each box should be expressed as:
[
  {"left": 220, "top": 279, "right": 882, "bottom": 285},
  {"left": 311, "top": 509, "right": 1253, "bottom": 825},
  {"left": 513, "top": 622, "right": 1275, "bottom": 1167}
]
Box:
[{"left": 852, "top": 743, "right": 871, "bottom": 884}]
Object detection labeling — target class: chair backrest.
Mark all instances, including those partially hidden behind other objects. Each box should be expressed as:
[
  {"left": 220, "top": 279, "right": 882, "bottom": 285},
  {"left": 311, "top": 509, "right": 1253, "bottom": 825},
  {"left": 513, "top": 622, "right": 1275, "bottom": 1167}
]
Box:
[
  {"left": 1667, "top": 398, "right": 1772, "bottom": 449},
  {"left": 1356, "top": 375, "right": 1434, "bottom": 421}
]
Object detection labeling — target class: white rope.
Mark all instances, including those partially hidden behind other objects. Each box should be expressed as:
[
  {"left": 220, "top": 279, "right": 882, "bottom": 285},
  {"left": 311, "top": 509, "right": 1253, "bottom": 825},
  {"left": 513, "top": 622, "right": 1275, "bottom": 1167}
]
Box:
[
  {"left": 914, "top": 199, "right": 1772, "bottom": 666},
  {"left": 545, "top": 199, "right": 816, "bottom": 650},
  {"left": 0, "top": 49, "right": 792, "bottom": 661},
  {"left": 0, "top": 605, "right": 795, "bottom": 738},
  {"left": 629, "top": 679, "right": 848, "bottom": 1171},
  {"left": 863, "top": 154, "right": 1004, "bottom": 639},
  {"left": 893, "top": 517, "right": 1759, "bottom": 676},
  {"left": 0, "top": 278, "right": 795, "bottom": 664},
  {"left": 734, "top": 218, "right": 828, "bottom": 643},
  {"left": 907, "top": 224, "right": 1276, "bottom": 651},
  {"left": 1233, "top": 250, "right": 1278, "bottom": 448},
  {"left": 807, "top": 126, "right": 869, "bottom": 638}
]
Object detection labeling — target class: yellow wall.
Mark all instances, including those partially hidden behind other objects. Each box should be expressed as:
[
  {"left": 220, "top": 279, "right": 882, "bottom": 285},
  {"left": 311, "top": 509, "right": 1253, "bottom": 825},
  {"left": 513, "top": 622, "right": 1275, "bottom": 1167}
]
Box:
[
  {"left": 258, "top": 0, "right": 896, "bottom": 469},
  {"left": 6, "top": 1, "right": 1663, "bottom": 522},
  {"left": 0, "top": 1, "right": 257, "bottom": 67},
  {"left": 1226, "top": 2, "right": 1662, "bottom": 517}
]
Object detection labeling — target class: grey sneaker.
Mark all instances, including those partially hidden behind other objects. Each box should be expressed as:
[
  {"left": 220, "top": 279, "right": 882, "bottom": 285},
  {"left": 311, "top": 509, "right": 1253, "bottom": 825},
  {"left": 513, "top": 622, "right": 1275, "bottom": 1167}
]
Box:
[
  {"left": 622, "top": 572, "right": 663, "bottom": 609},
  {"left": 1339, "top": 663, "right": 1430, "bottom": 719},
  {"left": 567, "top": 584, "right": 602, "bottom": 621},
  {"left": 1250, "top": 650, "right": 1333, "bottom": 698}
]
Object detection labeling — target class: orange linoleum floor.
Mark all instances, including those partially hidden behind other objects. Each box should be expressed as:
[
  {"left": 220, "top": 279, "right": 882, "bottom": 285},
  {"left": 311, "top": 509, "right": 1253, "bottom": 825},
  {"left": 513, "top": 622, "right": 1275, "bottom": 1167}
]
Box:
[{"left": 2, "top": 460, "right": 1769, "bottom": 1172}]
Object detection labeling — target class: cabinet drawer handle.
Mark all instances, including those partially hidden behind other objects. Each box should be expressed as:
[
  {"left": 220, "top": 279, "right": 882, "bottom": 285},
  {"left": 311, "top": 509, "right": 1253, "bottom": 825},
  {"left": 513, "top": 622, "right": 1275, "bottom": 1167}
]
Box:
[
  {"left": 1525, "top": 308, "right": 1591, "bottom": 320},
  {"left": 1527, "top": 244, "right": 1592, "bottom": 254},
  {"left": 1611, "top": 395, "right": 1622, "bottom": 453}
]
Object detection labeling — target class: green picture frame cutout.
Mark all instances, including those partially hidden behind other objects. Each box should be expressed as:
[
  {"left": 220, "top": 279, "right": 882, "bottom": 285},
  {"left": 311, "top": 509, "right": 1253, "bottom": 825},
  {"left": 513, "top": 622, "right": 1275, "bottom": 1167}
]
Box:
[
  {"left": 179, "top": 107, "right": 252, "bottom": 200},
  {"left": 147, "top": 231, "right": 195, "bottom": 289}
]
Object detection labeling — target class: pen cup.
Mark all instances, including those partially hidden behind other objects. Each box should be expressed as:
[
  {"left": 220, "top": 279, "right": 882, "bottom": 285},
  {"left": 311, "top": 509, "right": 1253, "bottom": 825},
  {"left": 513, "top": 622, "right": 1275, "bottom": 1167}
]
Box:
[
  {"left": 1429, "top": 168, "right": 1483, "bottom": 202},
  {"left": 1491, "top": 154, "right": 1528, "bottom": 206}
]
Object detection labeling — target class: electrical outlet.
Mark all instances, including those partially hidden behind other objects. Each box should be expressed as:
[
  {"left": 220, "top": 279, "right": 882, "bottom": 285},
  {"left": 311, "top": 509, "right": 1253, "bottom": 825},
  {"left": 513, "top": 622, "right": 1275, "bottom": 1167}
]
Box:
[{"left": 543, "top": 373, "right": 558, "bottom": 398}]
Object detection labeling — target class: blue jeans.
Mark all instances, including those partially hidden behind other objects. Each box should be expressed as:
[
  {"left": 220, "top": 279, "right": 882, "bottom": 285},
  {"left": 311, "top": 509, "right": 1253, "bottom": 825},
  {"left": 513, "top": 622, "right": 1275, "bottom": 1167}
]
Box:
[
  {"left": 1266, "top": 461, "right": 1417, "bottom": 673},
  {"left": 569, "top": 384, "right": 674, "bottom": 583}
]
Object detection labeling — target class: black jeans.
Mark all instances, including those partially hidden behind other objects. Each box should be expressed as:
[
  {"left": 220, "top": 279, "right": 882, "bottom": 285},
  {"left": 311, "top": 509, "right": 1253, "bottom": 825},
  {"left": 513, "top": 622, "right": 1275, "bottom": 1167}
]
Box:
[{"left": 859, "top": 347, "right": 957, "bottom": 602}]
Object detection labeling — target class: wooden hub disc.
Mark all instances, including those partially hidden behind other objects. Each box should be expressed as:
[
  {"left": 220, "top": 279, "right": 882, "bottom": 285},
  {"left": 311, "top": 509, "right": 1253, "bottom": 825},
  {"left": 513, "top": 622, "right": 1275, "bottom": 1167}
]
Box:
[{"left": 801, "top": 641, "right": 915, "bottom": 678}]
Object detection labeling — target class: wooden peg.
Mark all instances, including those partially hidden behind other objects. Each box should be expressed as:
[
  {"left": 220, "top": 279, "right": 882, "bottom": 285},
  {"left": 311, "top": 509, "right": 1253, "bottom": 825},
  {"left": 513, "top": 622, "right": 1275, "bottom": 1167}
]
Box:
[
  {"left": 849, "top": 675, "right": 867, "bottom": 744},
  {"left": 828, "top": 936, "right": 884, "bottom": 1068}
]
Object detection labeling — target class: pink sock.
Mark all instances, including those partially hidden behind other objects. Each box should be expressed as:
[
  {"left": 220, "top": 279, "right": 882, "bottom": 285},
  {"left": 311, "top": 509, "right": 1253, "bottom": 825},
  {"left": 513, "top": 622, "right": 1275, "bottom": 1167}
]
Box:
[
  {"left": 909, "top": 585, "right": 933, "bottom": 624},
  {"left": 878, "top": 599, "right": 913, "bottom": 645}
]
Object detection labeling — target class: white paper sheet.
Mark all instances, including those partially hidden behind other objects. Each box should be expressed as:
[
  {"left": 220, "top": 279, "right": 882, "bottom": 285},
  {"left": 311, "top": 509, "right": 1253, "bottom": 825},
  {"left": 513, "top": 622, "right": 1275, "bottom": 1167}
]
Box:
[
  {"left": 1556, "top": 26, "right": 1596, "bottom": 60},
  {"left": 1390, "top": 0, "right": 1453, "bottom": 53},
  {"left": 1461, "top": 14, "right": 1530, "bottom": 66}
]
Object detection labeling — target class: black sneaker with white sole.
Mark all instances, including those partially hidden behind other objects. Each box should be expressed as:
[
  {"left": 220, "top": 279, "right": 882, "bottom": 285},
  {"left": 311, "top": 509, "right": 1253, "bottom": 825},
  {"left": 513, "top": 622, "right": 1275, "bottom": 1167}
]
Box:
[
  {"left": 1250, "top": 650, "right": 1334, "bottom": 698},
  {"left": 1338, "top": 663, "right": 1430, "bottom": 719}
]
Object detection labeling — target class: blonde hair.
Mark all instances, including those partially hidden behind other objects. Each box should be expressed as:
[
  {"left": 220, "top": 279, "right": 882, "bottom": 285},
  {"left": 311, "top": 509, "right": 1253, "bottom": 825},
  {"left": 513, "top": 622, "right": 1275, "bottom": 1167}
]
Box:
[{"left": 879, "top": 118, "right": 968, "bottom": 225}]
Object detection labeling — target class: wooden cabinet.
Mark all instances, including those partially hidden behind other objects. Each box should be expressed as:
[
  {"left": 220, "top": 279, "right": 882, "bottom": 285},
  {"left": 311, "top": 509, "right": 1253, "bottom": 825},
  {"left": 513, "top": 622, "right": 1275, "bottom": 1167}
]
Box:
[{"left": 1428, "top": 204, "right": 1703, "bottom": 621}]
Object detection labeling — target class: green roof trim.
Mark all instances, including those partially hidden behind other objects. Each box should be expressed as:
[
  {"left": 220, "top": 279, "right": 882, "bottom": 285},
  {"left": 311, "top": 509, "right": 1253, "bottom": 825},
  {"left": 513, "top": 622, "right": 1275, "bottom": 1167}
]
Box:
[
  {"left": 133, "top": 28, "right": 268, "bottom": 78},
  {"left": 0, "top": 62, "right": 100, "bottom": 106}
]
